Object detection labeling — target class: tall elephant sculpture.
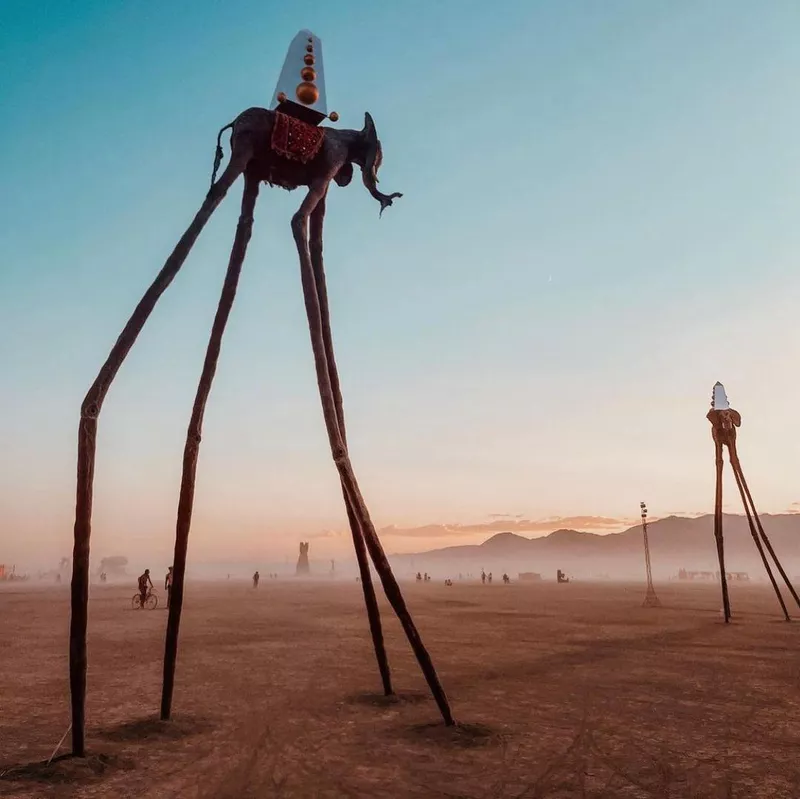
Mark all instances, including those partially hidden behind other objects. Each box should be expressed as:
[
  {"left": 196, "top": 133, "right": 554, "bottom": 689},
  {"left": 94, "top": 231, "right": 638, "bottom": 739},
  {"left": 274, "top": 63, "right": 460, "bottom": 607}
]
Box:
[{"left": 68, "top": 32, "right": 453, "bottom": 759}]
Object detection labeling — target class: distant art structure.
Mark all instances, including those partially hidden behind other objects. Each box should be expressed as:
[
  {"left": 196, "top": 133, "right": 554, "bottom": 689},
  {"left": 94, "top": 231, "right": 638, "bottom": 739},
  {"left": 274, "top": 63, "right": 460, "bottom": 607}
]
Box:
[
  {"left": 639, "top": 502, "right": 661, "bottom": 607},
  {"left": 296, "top": 542, "right": 310, "bottom": 575},
  {"left": 707, "top": 382, "right": 800, "bottom": 623},
  {"left": 68, "top": 29, "right": 453, "bottom": 757}
]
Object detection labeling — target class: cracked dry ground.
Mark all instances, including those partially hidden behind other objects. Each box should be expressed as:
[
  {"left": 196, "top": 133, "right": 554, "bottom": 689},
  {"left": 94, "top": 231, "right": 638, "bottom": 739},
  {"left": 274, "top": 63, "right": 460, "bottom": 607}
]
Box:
[{"left": 2, "top": 580, "right": 799, "bottom": 798}]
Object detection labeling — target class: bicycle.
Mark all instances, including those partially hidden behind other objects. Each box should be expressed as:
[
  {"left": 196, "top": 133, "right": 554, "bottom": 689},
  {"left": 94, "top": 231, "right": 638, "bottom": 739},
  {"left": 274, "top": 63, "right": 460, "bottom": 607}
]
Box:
[{"left": 131, "top": 590, "right": 159, "bottom": 610}]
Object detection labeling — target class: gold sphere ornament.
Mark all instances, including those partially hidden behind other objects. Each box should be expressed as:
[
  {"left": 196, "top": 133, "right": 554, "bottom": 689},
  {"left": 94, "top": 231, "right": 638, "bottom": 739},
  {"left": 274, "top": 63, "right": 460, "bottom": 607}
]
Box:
[
  {"left": 304, "top": 53, "right": 315, "bottom": 65},
  {"left": 328, "top": 111, "right": 339, "bottom": 122},
  {"left": 277, "top": 91, "right": 287, "bottom": 103},
  {"left": 295, "top": 81, "right": 319, "bottom": 105},
  {"left": 300, "top": 67, "right": 316, "bottom": 81}
]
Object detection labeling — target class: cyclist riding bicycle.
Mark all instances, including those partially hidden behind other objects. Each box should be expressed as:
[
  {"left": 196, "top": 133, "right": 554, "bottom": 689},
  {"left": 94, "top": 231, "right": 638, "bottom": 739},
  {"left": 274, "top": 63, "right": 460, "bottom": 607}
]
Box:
[{"left": 137, "top": 569, "right": 153, "bottom": 607}]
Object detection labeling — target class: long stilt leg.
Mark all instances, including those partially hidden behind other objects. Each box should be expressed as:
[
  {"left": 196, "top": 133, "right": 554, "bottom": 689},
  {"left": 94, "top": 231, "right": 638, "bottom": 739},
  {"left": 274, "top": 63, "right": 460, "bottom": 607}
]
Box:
[
  {"left": 292, "top": 188, "right": 454, "bottom": 726},
  {"left": 729, "top": 443, "right": 800, "bottom": 611},
  {"left": 69, "top": 153, "right": 250, "bottom": 757},
  {"left": 309, "top": 197, "right": 393, "bottom": 696},
  {"left": 337, "top": 468, "right": 454, "bottom": 727},
  {"left": 713, "top": 440, "right": 731, "bottom": 623},
  {"left": 729, "top": 452, "right": 790, "bottom": 620},
  {"left": 161, "top": 173, "right": 260, "bottom": 720}
]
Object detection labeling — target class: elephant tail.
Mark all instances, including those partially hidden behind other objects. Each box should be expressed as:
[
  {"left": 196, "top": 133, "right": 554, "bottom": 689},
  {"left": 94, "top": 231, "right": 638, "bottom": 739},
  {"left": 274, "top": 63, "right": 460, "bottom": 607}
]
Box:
[{"left": 210, "top": 121, "right": 235, "bottom": 188}]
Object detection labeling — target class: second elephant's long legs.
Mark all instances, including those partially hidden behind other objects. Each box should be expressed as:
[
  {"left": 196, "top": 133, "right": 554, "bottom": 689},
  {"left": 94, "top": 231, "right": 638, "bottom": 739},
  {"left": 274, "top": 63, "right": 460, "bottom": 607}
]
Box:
[
  {"left": 729, "top": 454, "right": 789, "bottom": 620},
  {"left": 292, "top": 184, "right": 455, "bottom": 726},
  {"left": 161, "top": 173, "right": 261, "bottom": 720},
  {"left": 713, "top": 440, "right": 731, "bottom": 623},
  {"left": 729, "top": 443, "right": 800, "bottom": 611},
  {"left": 69, "top": 151, "right": 250, "bottom": 757},
  {"left": 309, "top": 197, "right": 393, "bottom": 697}
]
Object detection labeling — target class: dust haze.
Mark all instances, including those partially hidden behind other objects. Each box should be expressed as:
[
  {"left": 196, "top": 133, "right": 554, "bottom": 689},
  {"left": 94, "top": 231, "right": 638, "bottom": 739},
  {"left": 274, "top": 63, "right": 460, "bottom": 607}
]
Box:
[{"left": 9, "top": 512, "right": 798, "bottom": 586}]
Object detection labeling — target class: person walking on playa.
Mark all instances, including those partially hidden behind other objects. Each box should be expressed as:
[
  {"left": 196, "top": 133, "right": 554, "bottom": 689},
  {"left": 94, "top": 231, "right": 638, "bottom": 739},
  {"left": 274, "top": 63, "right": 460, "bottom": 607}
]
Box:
[{"left": 164, "top": 566, "right": 173, "bottom": 608}]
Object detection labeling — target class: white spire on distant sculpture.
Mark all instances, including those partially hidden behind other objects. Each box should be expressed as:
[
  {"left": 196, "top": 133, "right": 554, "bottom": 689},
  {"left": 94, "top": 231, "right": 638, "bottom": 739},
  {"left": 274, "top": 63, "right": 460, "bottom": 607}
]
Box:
[{"left": 711, "top": 381, "right": 729, "bottom": 411}]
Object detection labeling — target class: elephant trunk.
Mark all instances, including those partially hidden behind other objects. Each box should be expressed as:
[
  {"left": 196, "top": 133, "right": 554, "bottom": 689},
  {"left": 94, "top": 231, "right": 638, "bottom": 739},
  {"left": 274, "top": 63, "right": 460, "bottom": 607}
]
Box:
[{"left": 360, "top": 113, "right": 403, "bottom": 216}]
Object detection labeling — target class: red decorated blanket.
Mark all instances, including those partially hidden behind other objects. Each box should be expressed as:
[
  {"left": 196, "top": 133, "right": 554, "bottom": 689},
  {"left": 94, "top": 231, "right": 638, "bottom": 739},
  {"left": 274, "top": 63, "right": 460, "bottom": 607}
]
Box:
[{"left": 270, "top": 112, "right": 325, "bottom": 164}]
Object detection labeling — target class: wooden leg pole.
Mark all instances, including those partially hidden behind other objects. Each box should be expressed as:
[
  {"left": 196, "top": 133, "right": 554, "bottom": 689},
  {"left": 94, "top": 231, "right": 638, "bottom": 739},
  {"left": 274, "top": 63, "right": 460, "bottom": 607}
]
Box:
[
  {"left": 729, "top": 444, "right": 800, "bottom": 612},
  {"left": 336, "top": 470, "right": 455, "bottom": 725},
  {"left": 713, "top": 441, "right": 731, "bottom": 623},
  {"left": 161, "top": 174, "right": 260, "bottom": 720},
  {"left": 69, "top": 159, "right": 246, "bottom": 757},
  {"left": 729, "top": 454, "right": 790, "bottom": 620},
  {"left": 309, "top": 198, "right": 393, "bottom": 696},
  {"left": 292, "top": 202, "right": 454, "bottom": 725}
]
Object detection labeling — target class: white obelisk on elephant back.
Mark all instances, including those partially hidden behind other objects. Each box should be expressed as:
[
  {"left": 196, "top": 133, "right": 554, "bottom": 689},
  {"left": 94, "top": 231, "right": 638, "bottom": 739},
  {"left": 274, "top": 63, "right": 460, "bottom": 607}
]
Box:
[{"left": 271, "top": 30, "right": 337, "bottom": 125}]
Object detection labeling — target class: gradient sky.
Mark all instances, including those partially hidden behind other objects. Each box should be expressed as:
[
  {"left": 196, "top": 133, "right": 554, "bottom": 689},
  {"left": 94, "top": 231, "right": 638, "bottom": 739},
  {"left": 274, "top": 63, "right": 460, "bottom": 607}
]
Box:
[{"left": 2, "top": 1, "right": 799, "bottom": 570}]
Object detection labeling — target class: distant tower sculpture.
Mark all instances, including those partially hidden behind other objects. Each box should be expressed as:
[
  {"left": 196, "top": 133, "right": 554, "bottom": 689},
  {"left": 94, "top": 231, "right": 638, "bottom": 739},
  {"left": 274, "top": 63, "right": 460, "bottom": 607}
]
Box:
[
  {"left": 640, "top": 502, "right": 661, "bottom": 607},
  {"left": 707, "top": 382, "right": 800, "bottom": 623},
  {"left": 296, "top": 542, "right": 310, "bottom": 576}
]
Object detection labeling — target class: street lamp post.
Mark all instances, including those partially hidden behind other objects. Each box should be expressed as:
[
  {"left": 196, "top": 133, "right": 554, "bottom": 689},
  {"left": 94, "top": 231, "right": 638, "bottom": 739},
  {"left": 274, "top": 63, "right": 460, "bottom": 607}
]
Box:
[{"left": 640, "top": 501, "right": 661, "bottom": 608}]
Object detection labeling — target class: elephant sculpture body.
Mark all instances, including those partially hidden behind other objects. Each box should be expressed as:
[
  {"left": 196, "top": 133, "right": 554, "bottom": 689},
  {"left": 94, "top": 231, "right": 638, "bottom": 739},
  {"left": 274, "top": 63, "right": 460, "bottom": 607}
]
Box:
[
  {"left": 210, "top": 107, "right": 402, "bottom": 214},
  {"left": 68, "top": 104, "right": 453, "bottom": 758}
]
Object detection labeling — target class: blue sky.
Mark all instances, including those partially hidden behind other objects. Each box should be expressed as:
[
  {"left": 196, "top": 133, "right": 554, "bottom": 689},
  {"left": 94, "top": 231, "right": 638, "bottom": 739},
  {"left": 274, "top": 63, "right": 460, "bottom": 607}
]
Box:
[{"left": 2, "top": 1, "right": 799, "bottom": 569}]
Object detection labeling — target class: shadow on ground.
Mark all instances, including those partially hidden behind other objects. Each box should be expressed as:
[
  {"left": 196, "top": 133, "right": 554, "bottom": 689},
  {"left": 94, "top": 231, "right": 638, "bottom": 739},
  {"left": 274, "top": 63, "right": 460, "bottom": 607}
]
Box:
[
  {"left": 95, "top": 714, "right": 215, "bottom": 743},
  {"left": 0, "top": 753, "right": 134, "bottom": 786}
]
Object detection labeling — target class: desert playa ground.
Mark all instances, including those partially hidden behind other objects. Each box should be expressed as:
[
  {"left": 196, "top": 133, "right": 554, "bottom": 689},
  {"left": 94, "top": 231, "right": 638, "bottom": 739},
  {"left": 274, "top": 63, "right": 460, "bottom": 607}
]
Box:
[{"left": 2, "top": 579, "right": 799, "bottom": 799}]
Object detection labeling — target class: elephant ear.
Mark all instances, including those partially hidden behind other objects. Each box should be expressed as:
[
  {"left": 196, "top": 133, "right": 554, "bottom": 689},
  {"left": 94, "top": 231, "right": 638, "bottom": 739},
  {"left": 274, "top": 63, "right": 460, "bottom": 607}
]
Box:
[
  {"left": 359, "top": 111, "right": 403, "bottom": 215},
  {"left": 362, "top": 112, "right": 380, "bottom": 181},
  {"left": 334, "top": 162, "right": 353, "bottom": 187}
]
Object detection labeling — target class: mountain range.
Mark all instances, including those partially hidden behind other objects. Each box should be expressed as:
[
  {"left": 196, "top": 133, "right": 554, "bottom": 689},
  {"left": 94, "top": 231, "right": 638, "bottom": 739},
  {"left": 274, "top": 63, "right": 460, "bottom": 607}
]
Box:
[{"left": 389, "top": 514, "right": 800, "bottom": 580}]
